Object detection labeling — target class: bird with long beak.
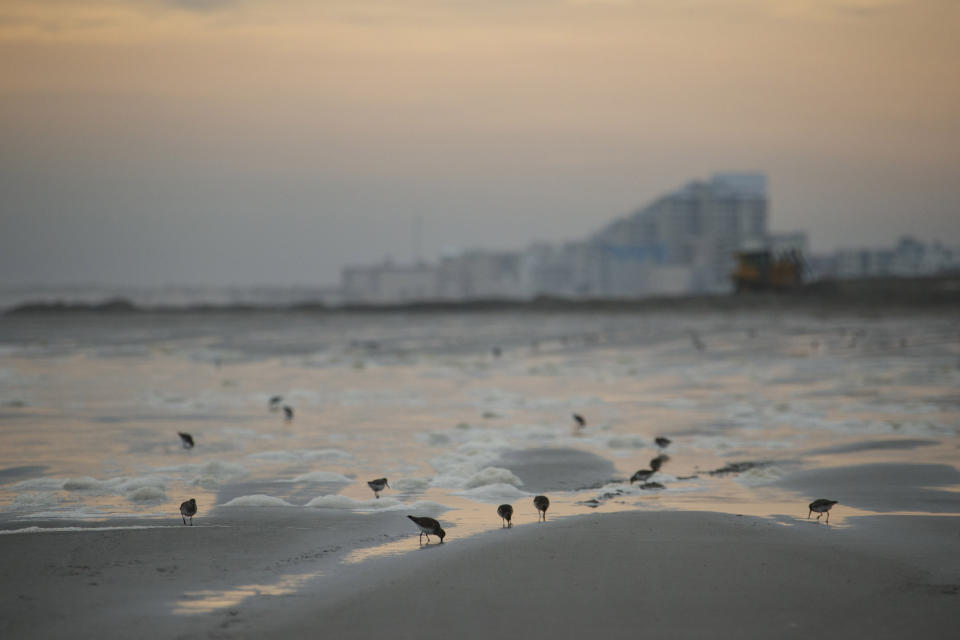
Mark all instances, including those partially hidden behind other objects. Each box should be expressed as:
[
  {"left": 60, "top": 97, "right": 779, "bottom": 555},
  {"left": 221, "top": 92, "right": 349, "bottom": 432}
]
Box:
[
  {"left": 407, "top": 515, "right": 445, "bottom": 544},
  {"left": 367, "top": 477, "right": 389, "bottom": 499}
]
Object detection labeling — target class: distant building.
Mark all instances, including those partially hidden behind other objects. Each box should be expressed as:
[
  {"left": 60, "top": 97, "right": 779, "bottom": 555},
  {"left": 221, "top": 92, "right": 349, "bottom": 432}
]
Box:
[
  {"left": 340, "top": 172, "right": 814, "bottom": 302},
  {"left": 815, "top": 236, "right": 960, "bottom": 280},
  {"left": 341, "top": 261, "right": 438, "bottom": 304},
  {"left": 583, "top": 172, "right": 771, "bottom": 295}
]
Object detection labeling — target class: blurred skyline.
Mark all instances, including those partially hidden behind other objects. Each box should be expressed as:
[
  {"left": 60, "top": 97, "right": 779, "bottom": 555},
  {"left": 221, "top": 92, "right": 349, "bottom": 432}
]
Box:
[{"left": 2, "top": 0, "right": 959, "bottom": 287}]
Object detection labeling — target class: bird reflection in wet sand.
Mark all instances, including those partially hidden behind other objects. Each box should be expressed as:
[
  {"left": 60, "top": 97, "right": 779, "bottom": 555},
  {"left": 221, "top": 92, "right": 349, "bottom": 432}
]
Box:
[
  {"left": 407, "top": 515, "right": 445, "bottom": 544},
  {"left": 497, "top": 504, "right": 514, "bottom": 528}
]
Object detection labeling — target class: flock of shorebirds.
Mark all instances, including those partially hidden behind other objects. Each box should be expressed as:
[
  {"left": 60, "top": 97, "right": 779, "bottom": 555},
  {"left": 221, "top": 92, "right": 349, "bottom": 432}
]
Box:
[{"left": 174, "top": 405, "right": 840, "bottom": 540}]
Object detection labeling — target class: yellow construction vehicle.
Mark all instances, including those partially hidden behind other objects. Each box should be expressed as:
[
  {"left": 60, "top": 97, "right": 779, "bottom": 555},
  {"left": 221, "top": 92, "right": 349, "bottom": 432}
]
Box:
[{"left": 731, "top": 249, "right": 804, "bottom": 293}]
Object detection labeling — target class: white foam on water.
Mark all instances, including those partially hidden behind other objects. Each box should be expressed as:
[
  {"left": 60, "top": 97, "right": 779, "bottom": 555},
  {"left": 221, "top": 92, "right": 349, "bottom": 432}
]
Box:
[
  {"left": 128, "top": 486, "right": 167, "bottom": 502},
  {"left": 219, "top": 494, "right": 295, "bottom": 507},
  {"left": 7, "top": 491, "right": 62, "bottom": 510},
  {"left": 454, "top": 483, "right": 531, "bottom": 503},
  {"left": 463, "top": 467, "right": 523, "bottom": 489},
  {"left": 735, "top": 466, "right": 786, "bottom": 486},
  {"left": 391, "top": 477, "right": 430, "bottom": 492},
  {"left": 305, "top": 495, "right": 402, "bottom": 510},
  {"left": 248, "top": 449, "right": 353, "bottom": 463},
  {"left": 288, "top": 471, "right": 352, "bottom": 483},
  {"left": 62, "top": 476, "right": 106, "bottom": 491},
  {"left": 12, "top": 478, "right": 67, "bottom": 491}
]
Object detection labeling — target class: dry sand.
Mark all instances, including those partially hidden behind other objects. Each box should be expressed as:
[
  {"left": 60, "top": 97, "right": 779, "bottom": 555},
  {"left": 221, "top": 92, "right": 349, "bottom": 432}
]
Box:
[{"left": 2, "top": 509, "right": 958, "bottom": 639}]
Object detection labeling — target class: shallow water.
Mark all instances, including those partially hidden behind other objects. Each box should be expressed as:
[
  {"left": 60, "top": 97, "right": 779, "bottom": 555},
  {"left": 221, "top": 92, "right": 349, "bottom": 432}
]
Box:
[{"left": 1, "top": 309, "right": 959, "bottom": 550}]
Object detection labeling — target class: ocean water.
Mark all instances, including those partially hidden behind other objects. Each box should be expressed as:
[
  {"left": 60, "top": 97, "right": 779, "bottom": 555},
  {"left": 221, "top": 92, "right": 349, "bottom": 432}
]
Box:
[{"left": 1, "top": 307, "right": 959, "bottom": 544}]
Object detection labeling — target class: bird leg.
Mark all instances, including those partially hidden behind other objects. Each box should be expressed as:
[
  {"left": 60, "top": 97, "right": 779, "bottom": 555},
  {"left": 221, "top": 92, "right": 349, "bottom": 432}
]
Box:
[
  {"left": 189, "top": 517, "right": 193, "bottom": 526},
  {"left": 807, "top": 510, "right": 812, "bottom": 519},
  {"left": 817, "top": 513, "right": 823, "bottom": 521},
  {"left": 825, "top": 512, "right": 830, "bottom": 524},
  {"left": 182, "top": 515, "right": 186, "bottom": 525}
]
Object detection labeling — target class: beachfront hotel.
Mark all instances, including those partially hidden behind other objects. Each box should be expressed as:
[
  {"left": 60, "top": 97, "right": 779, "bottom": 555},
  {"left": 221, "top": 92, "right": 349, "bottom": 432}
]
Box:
[{"left": 340, "top": 173, "right": 807, "bottom": 303}]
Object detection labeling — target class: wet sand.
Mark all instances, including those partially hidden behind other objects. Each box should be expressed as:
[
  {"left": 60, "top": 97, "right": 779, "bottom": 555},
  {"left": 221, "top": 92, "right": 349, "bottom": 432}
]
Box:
[{"left": 2, "top": 508, "right": 958, "bottom": 639}]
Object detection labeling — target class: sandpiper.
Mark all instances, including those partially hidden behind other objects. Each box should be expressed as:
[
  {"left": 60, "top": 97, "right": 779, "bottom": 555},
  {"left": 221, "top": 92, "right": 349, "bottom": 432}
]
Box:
[
  {"left": 533, "top": 495, "right": 550, "bottom": 521},
  {"left": 572, "top": 413, "right": 586, "bottom": 429},
  {"left": 407, "top": 515, "right": 445, "bottom": 543},
  {"left": 180, "top": 498, "right": 197, "bottom": 525},
  {"left": 177, "top": 432, "right": 195, "bottom": 449},
  {"left": 497, "top": 504, "right": 514, "bottom": 528},
  {"left": 650, "top": 454, "right": 670, "bottom": 472},
  {"left": 269, "top": 395, "right": 283, "bottom": 411},
  {"left": 630, "top": 469, "right": 654, "bottom": 484},
  {"left": 808, "top": 499, "right": 838, "bottom": 523},
  {"left": 283, "top": 406, "right": 294, "bottom": 421},
  {"left": 655, "top": 436, "right": 671, "bottom": 448},
  {"left": 367, "top": 477, "right": 389, "bottom": 499}
]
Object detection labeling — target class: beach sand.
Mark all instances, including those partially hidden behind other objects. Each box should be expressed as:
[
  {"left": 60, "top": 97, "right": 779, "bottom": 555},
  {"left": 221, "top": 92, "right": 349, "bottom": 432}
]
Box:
[{"left": 2, "top": 508, "right": 958, "bottom": 639}]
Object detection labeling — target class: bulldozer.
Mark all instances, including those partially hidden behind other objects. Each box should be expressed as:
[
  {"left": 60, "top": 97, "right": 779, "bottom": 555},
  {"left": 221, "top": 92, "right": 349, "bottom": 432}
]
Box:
[{"left": 731, "top": 249, "right": 804, "bottom": 293}]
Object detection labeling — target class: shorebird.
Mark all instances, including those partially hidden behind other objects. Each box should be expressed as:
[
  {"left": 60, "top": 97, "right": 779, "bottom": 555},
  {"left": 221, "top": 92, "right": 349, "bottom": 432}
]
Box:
[
  {"left": 180, "top": 498, "right": 197, "bottom": 525},
  {"left": 572, "top": 413, "right": 586, "bottom": 429},
  {"left": 630, "top": 469, "right": 654, "bottom": 484},
  {"left": 407, "top": 515, "right": 445, "bottom": 543},
  {"left": 367, "top": 477, "right": 389, "bottom": 499},
  {"left": 808, "top": 499, "right": 838, "bottom": 523},
  {"left": 533, "top": 495, "right": 550, "bottom": 521},
  {"left": 655, "top": 436, "right": 671, "bottom": 448},
  {"left": 650, "top": 454, "right": 670, "bottom": 472},
  {"left": 269, "top": 395, "right": 283, "bottom": 411},
  {"left": 283, "top": 406, "right": 294, "bottom": 421},
  {"left": 177, "top": 432, "right": 195, "bottom": 449},
  {"left": 497, "top": 504, "right": 514, "bottom": 528}
]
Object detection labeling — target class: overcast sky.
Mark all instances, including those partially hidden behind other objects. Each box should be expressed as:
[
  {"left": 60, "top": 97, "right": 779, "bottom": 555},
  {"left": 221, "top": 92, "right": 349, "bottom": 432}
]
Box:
[{"left": 1, "top": 0, "right": 958, "bottom": 287}]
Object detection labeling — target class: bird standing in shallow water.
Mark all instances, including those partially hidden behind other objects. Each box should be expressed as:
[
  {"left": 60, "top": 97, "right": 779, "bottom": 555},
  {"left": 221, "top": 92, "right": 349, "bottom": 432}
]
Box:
[
  {"left": 268, "top": 395, "right": 283, "bottom": 411},
  {"left": 533, "top": 495, "right": 550, "bottom": 521},
  {"left": 572, "top": 413, "right": 586, "bottom": 429},
  {"left": 630, "top": 469, "right": 654, "bottom": 484},
  {"left": 180, "top": 498, "right": 197, "bottom": 525},
  {"left": 407, "top": 515, "right": 445, "bottom": 543},
  {"left": 367, "top": 477, "right": 389, "bottom": 499},
  {"left": 177, "top": 432, "right": 194, "bottom": 449},
  {"left": 655, "top": 436, "right": 671, "bottom": 448},
  {"left": 808, "top": 499, "right": 838, "bottom": 523},
  {"left": 282, "top": 406, "right": 294, "bottom": 421},
  {"left": 497, "top": 504, "right": 514, "bottom": 528}
]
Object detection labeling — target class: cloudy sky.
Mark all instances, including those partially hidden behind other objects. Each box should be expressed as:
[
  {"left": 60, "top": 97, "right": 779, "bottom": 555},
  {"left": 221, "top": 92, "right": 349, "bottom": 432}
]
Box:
[{"left": 1, "top": 0, "right": 958, "bottom": 286}]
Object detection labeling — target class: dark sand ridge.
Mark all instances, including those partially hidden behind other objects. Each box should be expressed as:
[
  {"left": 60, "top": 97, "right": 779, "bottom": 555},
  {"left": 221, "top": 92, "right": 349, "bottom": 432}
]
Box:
[{"left": 2, "top": 509, "right": 958, "bottom": 639}]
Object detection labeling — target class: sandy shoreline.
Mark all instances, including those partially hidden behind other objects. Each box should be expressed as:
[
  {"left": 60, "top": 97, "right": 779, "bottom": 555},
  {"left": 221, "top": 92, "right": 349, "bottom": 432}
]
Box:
[{"left": 2, "top": 509, "right": 958, "bottom": 639}]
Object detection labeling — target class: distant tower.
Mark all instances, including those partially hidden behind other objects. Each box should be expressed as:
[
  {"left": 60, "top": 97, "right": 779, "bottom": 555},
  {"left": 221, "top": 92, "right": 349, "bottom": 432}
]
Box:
[{"left": 413, "top": 216, "right": 423, "bottom": 264}]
